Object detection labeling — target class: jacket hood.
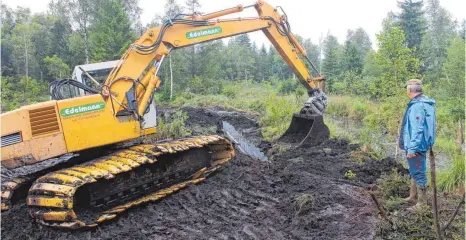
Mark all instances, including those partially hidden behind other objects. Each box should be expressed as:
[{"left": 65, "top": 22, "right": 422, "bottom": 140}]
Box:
[{"left": 408, "top": 94, "right": 435, "bottom": 106}]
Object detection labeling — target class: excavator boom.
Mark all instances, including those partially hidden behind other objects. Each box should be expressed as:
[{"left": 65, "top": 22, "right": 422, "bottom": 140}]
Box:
[{"left": 104, "top": 1, "right": 326, "bottom": 117}]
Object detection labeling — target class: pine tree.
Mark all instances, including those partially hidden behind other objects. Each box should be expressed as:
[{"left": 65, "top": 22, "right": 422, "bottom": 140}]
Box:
[
  {"left": 341, "top": 40, "right": 363, "bottom": 74},
  {"left": 321, "top": 34, "right": 341, "bottom": 89},
  {"left": 302, "top": 38, "right": 321, "bottom": 77},
  {"left": 395, "top": 0, "right": 426, "bottom": 51},
  {"left": 347, "top": 28, "right": 372, "bottom": 57},
  {"left": 89, "top": 0, "right": 136, "bottom": 62},
  {"left": 256, "top": 43, "right": 270, "bottom": 81}
]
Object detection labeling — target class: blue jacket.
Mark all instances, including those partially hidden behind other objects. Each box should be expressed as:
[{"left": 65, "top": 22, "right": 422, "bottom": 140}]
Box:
[{"left": 398, "top": 94, "right": 436, "bottom": 154}]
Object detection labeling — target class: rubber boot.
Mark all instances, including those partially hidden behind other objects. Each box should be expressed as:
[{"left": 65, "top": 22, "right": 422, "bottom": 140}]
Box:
[
  {"left": 403, "top": 179, "right": 417, "bottom": 204},
  {"left": 408, "top": 186, "right": 428, "bottom": 212}
]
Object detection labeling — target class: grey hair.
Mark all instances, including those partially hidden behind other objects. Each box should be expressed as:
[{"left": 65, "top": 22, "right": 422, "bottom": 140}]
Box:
[{"left": 407, "top": 84, "right": 423, "bottom": 93}]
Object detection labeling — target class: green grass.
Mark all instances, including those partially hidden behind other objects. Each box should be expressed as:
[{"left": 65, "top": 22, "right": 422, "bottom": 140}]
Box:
[
  {"left": 437, "top": 154, "right": 465, "bottom": 192},
  {"left": 144, "top": 110, "right": 191, "bottom": 142},
  {"left": 435, "top": 137, "right": 458, "bottom": 154}
]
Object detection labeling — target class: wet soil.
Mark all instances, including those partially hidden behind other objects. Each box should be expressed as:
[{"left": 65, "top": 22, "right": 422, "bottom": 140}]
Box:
[{"left": 1, "top": 106, "right": 404, "bottom": 240}]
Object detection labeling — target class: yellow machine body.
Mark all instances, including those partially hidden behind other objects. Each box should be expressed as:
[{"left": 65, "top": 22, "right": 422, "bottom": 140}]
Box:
[
  {"left": 1, "top": 95, "right": 155, "bottom": 169},
  {"left": 1, "top": 0, "right": 323, "bottom": 170}
]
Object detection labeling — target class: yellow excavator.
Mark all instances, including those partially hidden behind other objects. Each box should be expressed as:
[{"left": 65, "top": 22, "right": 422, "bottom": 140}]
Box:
[{"left": 1, "top": 0, "right": 329, "bottom": 229}]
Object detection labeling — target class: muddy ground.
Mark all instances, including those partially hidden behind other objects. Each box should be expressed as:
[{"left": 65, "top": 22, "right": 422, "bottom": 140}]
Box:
[{"left": 1, "top": 106, "right": 405, "bottom": 240}]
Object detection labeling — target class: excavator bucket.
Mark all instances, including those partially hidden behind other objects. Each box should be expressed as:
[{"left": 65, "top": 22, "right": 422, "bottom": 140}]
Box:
[{"left": 279, "top": 114, "right": 330, "bottom": 147}]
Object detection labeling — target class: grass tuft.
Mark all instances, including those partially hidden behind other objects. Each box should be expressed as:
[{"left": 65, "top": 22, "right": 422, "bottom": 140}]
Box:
[
  {"left": 294, "top": 194, "right": 314, "bottom": 216},
  {"left": 437, "top": 154, "right": 465, "bottom": 193},
  {"left": 145, "top": 110, "right": 191, "bottom": 142}
]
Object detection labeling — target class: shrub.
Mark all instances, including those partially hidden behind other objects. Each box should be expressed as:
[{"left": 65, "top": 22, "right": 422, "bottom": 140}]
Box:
[
  {"left": 260, "top": 93, "right": 300, "bottom": 140},
  {"left": 221, "top": 85, "right": 237, "bottom": 98},
  {"left": 326, "top": 96, "right": 350, "bottom": 118},
  {"left": 344, "top": 170, "right": 357, "bottom": 181},
  {"left": 248, "top": 100, "right": 266, "bottom": 113},
  {"left": 376, "top": 168, "right": 410, "bottom": 199},
  {"left": 189, "top": 76, "right": 223, "bottom": 95},
  {"left": 277, "top": 78, "right": 299, "bottom": 94},
  {"left": 331, "top": 81, "right": 347, "bottom": 95},
  {"left": 348, "top": 99, "right": 370, "bottom": 123},
  {"left": 148, "top": 110, "right": 191, "bottom": 141}
]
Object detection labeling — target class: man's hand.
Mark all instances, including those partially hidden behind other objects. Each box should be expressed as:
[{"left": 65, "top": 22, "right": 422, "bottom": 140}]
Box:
[{"left": 407, "top": 153, "right": 418, "bottom": 158}]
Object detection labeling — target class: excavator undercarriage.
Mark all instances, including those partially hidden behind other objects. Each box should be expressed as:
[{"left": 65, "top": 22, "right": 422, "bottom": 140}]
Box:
[{"left": 25, "top": 135, "right": 233, "bottom": 229}]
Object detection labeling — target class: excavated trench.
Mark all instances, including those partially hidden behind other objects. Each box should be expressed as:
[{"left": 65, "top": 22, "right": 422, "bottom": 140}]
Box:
[{"left": 1, "top": 106, "right": 404, "bottom": 240}]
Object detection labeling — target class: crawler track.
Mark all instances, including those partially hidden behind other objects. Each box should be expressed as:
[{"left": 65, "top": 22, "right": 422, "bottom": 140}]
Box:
[{"left": 26, "top": 135, "right": 234, "bottom": 229}]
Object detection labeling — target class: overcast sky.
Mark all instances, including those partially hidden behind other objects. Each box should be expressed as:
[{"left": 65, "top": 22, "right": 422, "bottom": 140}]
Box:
[{"left": 2, "top": 0, "right": 465, "bottom": 49}]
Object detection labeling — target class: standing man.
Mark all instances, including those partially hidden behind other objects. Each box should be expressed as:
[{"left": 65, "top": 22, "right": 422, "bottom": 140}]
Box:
[{"left": 399, "top": 79, "right": 436, "bottom": 211}]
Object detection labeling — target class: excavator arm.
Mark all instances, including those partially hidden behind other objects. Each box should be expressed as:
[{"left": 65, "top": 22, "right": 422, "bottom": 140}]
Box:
[{"left": 102, "top": 0, "right": 327, "bottom": 119}]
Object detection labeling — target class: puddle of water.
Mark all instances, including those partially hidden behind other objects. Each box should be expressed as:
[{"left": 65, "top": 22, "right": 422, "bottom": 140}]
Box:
[{"left": 222, "top": 121, "right": 269, "bottom": 161}]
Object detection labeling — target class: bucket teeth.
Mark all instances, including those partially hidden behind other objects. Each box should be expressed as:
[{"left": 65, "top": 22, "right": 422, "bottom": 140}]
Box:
[{"left": 27, "top": 135, "right": 234, "bottom": 229}]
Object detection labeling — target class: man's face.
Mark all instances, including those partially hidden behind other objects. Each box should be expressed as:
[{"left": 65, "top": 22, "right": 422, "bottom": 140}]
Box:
[{"left": 406, "top": 86, "right": 410, "bottom": 97}]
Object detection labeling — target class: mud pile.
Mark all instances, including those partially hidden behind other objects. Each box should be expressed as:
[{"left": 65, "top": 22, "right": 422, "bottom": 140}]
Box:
[{"left": 1, "top": 107, "right": 403, "bottom": 240}]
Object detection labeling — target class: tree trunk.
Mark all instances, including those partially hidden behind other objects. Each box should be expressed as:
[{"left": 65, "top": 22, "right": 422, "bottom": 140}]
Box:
[
  {"left": 429, "top": 148, "right": 442, "bottom": 239},
  {"left": 393, "top": 63, "right": 399, "bottom": 159},
  {"left": 23, "top": 31, "right": 29, "bottom": 82},
  {"left": 84, "top": 28, "right": 90, "bottom": 64},
  {"left": 169, "top": 55, "right": 173, "bottom": 100},
  {"left": 245, "top": 69, "right": 248, "bottom": 87},
  {"left": 191, "top": 46, "right": 196, "bottom": 79}
]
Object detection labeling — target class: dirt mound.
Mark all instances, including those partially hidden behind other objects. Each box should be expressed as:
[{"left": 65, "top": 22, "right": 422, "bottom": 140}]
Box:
[{"left": 1, "top": 107, "right": 402, "bottom": 240}]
